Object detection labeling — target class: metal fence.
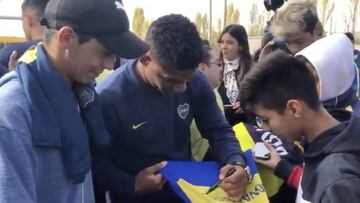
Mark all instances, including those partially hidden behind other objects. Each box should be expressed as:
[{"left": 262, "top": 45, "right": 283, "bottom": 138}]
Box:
[{"left": 0, "top": 15, "right": 21, "bottom": 20}]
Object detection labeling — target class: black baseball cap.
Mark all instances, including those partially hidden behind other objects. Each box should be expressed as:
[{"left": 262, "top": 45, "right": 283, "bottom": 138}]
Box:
[{"left": 40, "top": 0, "right": 149, "bottom": 58}]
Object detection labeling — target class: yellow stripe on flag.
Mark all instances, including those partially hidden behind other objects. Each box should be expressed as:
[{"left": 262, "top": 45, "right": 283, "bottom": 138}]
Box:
[
  {"left": 233, "top": 123, "right": 284, "bottom": 198},
  {"left": 177, "top": 174, "right": 269, "bottom": 203}
]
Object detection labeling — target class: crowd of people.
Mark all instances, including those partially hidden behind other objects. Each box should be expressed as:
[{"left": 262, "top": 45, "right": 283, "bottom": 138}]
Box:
[{"left": 1, "top": 0, "right": 360, "bottom": 202}]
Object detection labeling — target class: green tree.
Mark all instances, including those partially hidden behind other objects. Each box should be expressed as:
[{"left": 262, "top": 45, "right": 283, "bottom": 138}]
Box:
[
  {"left": 209, "top": 17, "right": 223, "bottom": 47},
  {"left": 318, "top": 0, "right": 335, "bottom": 33},
  {"left": 132, "top": 7, "right": 151, "bottom": 39},
  {"left": 343, "top": 0, "right": 359, "bottom": 33},
  {"left": 201, "top": 14, "right": 209, "bottom": 40},
  {"left": 217, "top": 17, "right": 223, "bottom": 34},
  {"left": 194, "top": 12, "right": 209, "bottom": 40},
  {"left": 248, "top": 4, "right": 265, "bottom": 36},
  {"left": 132, "top": 7, "right": 145, "bottom": 37},
  {"left": 224, "top": 3, "right": 240, "bottom": 27},
  {"left": 349, "top": 0, "right": 359, "bottom": 34},
  {"left": 195, "top": 12, "right": 202, "bottom": 38}
]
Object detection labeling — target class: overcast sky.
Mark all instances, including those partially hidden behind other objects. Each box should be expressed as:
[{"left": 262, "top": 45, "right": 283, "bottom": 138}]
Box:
[{"left": 0, "top": 0, "right": 355, "bottom": 37}]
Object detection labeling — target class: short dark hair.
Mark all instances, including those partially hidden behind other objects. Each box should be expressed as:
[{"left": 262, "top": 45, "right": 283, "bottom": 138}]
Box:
[
  {"left": 201, "top": 43, "right": 212, "bottom": 65},
  {"left": 145, "top": 14, "right": 202, "bottom": 70},
  {"left": 201, "top": 39, "right": 210, "bottom": 46},
  {"left": 43, "top": 28, "right": 57, "bottom": 43},
  {"left": 239, "top": 51, "right": 320, "bottom": 114},
  {"left": 21, "top": 0, "right": 49, "bottom": 20}
]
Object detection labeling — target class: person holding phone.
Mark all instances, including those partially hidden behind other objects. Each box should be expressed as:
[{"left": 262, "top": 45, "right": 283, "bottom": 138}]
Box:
[
  {"left": 217, "top": 24, "right": 254, "bottom": 125},
  {"left": 240, "top": 51, "right": 360, "bottom": 203}
]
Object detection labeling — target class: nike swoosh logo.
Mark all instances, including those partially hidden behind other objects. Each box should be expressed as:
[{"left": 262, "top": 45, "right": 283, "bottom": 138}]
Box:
[{"left": 132, "top": 121, "right": 147, "bottom": 130}]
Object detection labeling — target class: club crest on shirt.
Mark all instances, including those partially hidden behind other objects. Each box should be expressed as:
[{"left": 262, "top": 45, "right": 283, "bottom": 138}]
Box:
[
  {"left": 74, "top": 84, "right": 95, "bottom": 108},
  {"left": 177, "top": 103, "right": 189, "bottom": 119},
  {"left": 115, "top": 0, "right": 124, "bottom": 9}
]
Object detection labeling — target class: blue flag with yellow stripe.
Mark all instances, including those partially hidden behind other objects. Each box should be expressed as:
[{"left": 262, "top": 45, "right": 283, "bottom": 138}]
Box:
[{"left": 160, "top": 150, "right": 269, "bottom": 203}]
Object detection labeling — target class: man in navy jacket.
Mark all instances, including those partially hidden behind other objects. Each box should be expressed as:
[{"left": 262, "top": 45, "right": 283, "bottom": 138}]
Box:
[{"left": 95, "top": 14, "right": 251, "bottom": 203}]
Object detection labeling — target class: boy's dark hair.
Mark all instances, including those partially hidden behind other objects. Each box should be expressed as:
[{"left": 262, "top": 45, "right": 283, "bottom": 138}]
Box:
[
  {"left": 21, "top": 0, "right": 49, "bottom": 20},
  {"left": 239, "top": 51, "right": 320, "bottom": 113},
  {"left": 145, "top": 14, "right": 202, "bottom": 70},
  {"left": 201, "top": 43, "right": 212, "bottom": 65}
]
